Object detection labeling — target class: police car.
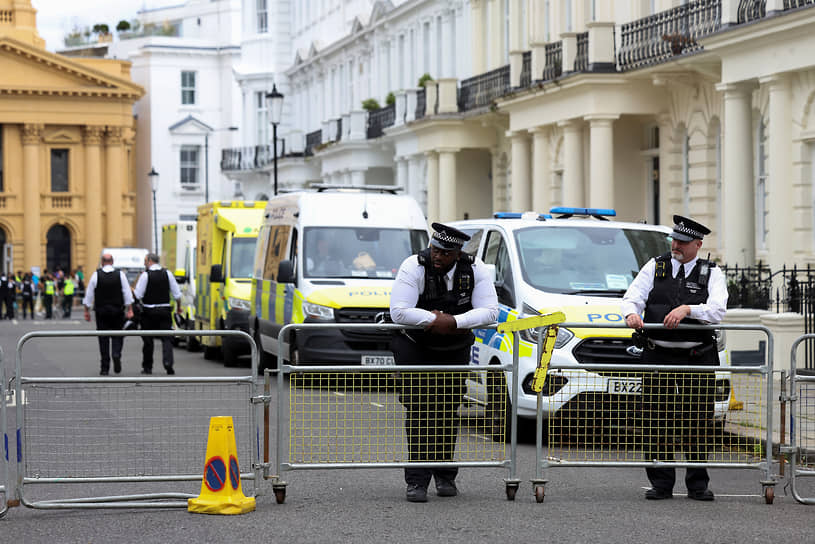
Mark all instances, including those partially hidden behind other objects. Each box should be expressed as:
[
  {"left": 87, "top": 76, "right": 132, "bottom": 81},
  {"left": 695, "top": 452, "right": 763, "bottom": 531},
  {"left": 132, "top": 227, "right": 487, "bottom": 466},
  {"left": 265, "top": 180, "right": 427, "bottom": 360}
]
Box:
[{"left": 450, "top": 208, "right": 731, "bottom": 435}]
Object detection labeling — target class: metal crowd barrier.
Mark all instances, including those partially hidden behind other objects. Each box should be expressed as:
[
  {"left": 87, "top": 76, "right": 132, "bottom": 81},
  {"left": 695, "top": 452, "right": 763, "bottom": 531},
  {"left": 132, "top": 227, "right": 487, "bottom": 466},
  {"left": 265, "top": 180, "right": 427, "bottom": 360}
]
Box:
[
  {"left": 1, "top": 347, "right": 7, "bottom": 519},
  {"left": 533, "top": 323, "right": 779, "bottom": 504},
  {"left": 265, "top": 321, "right": 533, "bottom": 504},
  {"left": 9, "top": 330, "right": 262, "bottom": 511},
  {"left": 786, "top": 334, "right": 815, "bottom": 504}
]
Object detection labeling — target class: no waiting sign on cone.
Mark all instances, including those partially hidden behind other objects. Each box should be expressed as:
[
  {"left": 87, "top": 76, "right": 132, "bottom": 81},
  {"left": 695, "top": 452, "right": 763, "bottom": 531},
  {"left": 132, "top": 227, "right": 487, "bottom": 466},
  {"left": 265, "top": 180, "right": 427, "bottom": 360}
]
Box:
[{"left": 188, "top": 416, "right": 256, "bottom": 515}]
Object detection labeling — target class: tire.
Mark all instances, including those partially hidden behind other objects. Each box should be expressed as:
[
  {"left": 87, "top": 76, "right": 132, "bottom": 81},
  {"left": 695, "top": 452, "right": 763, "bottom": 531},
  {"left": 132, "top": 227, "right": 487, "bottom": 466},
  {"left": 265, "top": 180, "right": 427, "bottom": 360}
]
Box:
[
  {"left": 222, "top": 336, "right": 240, "bottom": 367},
  {"left": 203, "top": 345, "right": 220, "bottom": 360},
  {"left": 186, "top": 321, "right": 201, "bottom": 352},
  {"left": 486, "top": 368, "right": 511, "bottom": 443},
  {"left": 253, "top": 326, "right": 276, "bottom": 374}
]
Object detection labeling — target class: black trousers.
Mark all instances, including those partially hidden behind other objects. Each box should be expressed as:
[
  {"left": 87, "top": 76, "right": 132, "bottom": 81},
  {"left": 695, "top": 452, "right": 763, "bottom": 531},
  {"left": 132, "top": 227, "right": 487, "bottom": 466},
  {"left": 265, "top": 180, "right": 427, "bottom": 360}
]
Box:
[
  {"left": 44, "top": 294, "right": 53, "bottom": 318},
  {"left": 641, "top": 343, "right": 717, "bottom": 492},
  {"left": 96, "top": 310, "right": 125, "bottom": 372},
  {"left": 140, "top": 307, "right": 174, "bottom": 371},
  {"left": 20, "top": 296, "right": 33, "bottom": 318},
  {"left": 62, "top": 294, "right": 73, "bottom": 317},
  {"left": 392, "top": 333, "right": 469, "bottom": 488},
  {"left": 2, "top": 294, "right": 14, "bottom": 318}
]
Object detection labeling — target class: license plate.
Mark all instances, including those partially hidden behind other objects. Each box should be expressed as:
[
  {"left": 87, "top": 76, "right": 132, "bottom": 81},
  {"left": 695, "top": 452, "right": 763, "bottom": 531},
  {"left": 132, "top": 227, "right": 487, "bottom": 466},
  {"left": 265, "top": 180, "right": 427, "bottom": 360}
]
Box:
[
  {"left": 607, "top": 378, "right": 642, "bottom": 395},
  {"left": 361, "top": 355, "right": 394, "bottom": 366}
]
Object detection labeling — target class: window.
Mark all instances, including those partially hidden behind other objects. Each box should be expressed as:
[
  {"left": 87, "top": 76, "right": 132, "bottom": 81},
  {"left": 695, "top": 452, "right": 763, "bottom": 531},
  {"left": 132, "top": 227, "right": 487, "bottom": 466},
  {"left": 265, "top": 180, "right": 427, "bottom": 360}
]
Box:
[
  {"left": 256, "top": 91, "right": 269, "bottom": 146},
  {"left": 256, "top": 0, "right": 268, "bottom": 33},
  {"left": 756, "top": 120, "right": 768, "bottom": 249},
  {"left": 50, "top": 149, "right": 69, "bottom": 192},
  {"left": 483, "top": 231, "right": 515, "bottom": 306},
  {"left": 180, "top": 146, "right": 200, "bottom": 190},
  {"left": 181, "top": 71, "right": 196, "bottom": 105}
]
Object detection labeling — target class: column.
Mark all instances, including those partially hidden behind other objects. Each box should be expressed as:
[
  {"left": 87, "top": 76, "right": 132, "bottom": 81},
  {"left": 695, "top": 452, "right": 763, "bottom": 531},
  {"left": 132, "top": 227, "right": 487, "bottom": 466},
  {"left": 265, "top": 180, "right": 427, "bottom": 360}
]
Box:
[
  {"left": 471, "top": 0, "right": 486, "bottom": 74},
  {"left": 762, "top": 74, "right": 792, "bottom": 271},
  {"left": 508, "top": 130, "right": 531, "bottom": 212},
  {"left": 438, "top": 149, "right": 458, "bottom": 221},
  {"left": 717, "top": 82, "right": 755, "bottom": 265},
  {"left": 586, "top": 114, "right": 618, "bottom": 209},
  {"left": 441, "top": 9, "right": 455, "bottom": 79},
  {"left": 425, "top": 151, "right": 439, "bottom": 224},
  {"left": 657, "top": 114, "right": 673, "bottom": 225},
  {"left": 396, "top": 156, "right": 409, "bottom": 192},
  {"left": 349, "top": 169, "right": 365, "bottom": 186},
  {"left": 559, "top": 120, "right": 584, "bottom": 206},
  {"left": 487, "top": 0, "right": 503, "bottom": 70},
  {"left": 21, "top": 123, "right": 42, "bottom": 271},
  {"left": 408, "top": 156, "right": 425, "bottom": 210},
  {"left": 508, "top": 0, "right": 523, "bottom": 87},
  {"left": 491, "top": 147, "right": 508, "bottom": 212},
  {"left": 530, "top": 127, "right": 551, "bottom": 214},
  {"left": 83, "top": 126, "right": 104, "bottom": 267},
  {"left": 105, "top": 126, "right": 124, "bottom": 247}
]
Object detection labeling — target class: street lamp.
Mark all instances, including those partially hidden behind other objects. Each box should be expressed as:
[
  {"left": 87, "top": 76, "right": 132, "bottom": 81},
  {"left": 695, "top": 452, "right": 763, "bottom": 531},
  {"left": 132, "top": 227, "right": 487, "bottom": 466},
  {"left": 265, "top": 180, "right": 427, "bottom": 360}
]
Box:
[
  {"left": 148, "top": 167, "right": 159, "bottom": 252},
  {"left": 266, "top": 84, "right": 284, "bottom": 195}
]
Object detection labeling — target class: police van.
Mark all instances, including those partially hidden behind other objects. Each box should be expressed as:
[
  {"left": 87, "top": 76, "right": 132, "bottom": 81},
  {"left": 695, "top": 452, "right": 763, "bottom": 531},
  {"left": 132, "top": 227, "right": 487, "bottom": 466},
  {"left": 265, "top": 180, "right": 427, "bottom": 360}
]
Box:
[
  {"left": 450, "top": 208, "right": 730, "bottom": 432},
  {"left": 249, "top": 186, "right": 429, "bottom": 368}
]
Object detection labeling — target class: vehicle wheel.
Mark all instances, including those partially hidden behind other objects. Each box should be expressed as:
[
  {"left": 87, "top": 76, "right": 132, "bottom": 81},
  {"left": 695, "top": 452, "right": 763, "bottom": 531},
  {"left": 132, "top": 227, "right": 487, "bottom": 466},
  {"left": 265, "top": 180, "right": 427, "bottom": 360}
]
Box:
[
  {"left": 203, "top": 345, "right": 220, "bottom": 360},
  {"left": 222, "top": 336, "right": 240, "bottom": 367},
  {"left": 253, "top": 327, "right": 276, "bottom": 374},
  {"left": 273, "top": 484, "right": 287, "bottom": 504},
  {"left": 764, "top": 486, "right": 774, "bottom": 504},
  {"left": 487, "top": 367, "right": 511, "bottom": 443},
  {"left": 534, "top": 484, "right": 545, "bottom": 503},
  {"left": 186, "top": 322, "right": 201, "bottom": 352},
  {"left": 505, "top": 482, "right": 518, "bottom": 501}
]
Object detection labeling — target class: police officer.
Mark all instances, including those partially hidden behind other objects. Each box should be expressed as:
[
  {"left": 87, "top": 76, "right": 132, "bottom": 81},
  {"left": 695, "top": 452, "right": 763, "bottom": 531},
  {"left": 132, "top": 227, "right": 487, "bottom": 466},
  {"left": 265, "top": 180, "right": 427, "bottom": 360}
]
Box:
[
  {"left": 43, "top": 273, "right": 55, "bottom": 319},
  {"left": 0, "top": 272, "right": 13, "bottom": 319},
  {"left": 19, "top": 273, "right": 34, "bottom": 319},
  {"left": 622, "top": 215, "right": 728, "bottom": 501},
  {"left": 390, "top": 223, "right": 499, "bottom": 503},
  {"left": 61, "top": 274, "right": 76, "bottom": 318},
  {"left": 83, "top": 254, "right": 135, "bottom": 375},
  {"left": 133, "top": 253, "right": 182, "bottom": 375}
]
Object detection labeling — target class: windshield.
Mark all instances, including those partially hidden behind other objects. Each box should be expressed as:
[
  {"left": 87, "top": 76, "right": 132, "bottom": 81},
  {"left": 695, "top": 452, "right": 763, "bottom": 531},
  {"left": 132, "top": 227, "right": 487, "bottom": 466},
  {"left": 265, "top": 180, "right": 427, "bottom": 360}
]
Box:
[
  {"left": 304, "top": 227, "right": 428, "bottom": 279},
  {"left": 514, "top": 226, "right": 671, "bottom": 295},
  {"left": 230, "top": 237, "right": 257, "bottom": 279}
]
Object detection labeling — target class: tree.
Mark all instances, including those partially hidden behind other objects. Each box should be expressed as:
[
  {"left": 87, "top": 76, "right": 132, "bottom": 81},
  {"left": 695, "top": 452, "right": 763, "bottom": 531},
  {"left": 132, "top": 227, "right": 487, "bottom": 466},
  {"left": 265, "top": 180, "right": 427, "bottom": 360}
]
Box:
[
  {"left": 116, "top": 20, "right": 131, "bottom": 33},
  {"left": 385, "top": 92, "right": 395, "bottom": 106},
  {"left": 92, "top": 23, "right": 110, "bottom": 36}
]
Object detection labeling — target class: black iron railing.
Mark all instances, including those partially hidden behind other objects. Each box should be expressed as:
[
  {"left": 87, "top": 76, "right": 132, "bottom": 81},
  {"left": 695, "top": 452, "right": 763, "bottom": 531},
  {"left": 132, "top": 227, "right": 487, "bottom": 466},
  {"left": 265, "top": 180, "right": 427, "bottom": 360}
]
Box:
[
  {"left": 574, "top": 32, "right": 589, "bottom": 72},
  {"left": 542, "top": 41, "right": 563, "bottom": 81},
  {"left": 336, "top": 118, "right": 343, "bottom": 142},
  {"left": 458, "top": 64, "right": 510, "bottom": 111},
  {"left": 366, "top": 103, "right": 395, "bottom": 139},
  {"left": 738, "top": 0, "right": 766, "bottom": 22},
  {"left": 220, "top": 143, "right": 287, "bottom": 171},
  {"left": 784, "top": 0, "right": 815, "bottom": 8},
  {"left": 305, "top": 129, "right": 322, "bottom": 156},
  {"left": 415, "top": 87, "right": 426, "bottom": 119},
  {"left": 519, "top": 50, "right": 532, "bottom": 87},
  {"left": 617, "top": 0, "right": 721, "bottom": 71}
]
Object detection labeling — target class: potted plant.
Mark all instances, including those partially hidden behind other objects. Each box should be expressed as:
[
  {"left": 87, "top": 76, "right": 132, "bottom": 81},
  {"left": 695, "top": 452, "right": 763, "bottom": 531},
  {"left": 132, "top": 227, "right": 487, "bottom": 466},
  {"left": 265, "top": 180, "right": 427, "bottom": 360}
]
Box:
[{"left": 361, "top": 98, "right": 380, "bottom": 111}]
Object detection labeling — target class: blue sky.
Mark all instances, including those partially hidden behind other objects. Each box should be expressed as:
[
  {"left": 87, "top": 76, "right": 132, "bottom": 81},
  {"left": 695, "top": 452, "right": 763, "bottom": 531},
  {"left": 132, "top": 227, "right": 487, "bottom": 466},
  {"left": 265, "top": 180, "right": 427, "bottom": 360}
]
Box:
[{"left": 32, "top": 0, "right": 181, "bottom": 51}]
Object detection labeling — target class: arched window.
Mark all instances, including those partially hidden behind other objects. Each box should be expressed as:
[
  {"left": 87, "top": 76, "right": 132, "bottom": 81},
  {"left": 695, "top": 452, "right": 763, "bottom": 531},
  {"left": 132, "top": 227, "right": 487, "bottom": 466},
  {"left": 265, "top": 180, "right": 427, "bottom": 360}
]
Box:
[{"left": 46, "top": 225, "right": 71, "bottom": 275}]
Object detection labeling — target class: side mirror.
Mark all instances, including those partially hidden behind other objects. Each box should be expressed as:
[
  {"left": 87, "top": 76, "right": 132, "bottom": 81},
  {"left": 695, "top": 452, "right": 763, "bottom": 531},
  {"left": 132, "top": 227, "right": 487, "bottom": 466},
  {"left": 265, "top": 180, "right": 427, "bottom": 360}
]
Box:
[
  {"left": 174, "top": 268, "right": 187, "bottom": 285},
  {"left": 210, "top": 264, "right": 224, "bottom": 283},
  {"left": 277, "top": 259, "right": 295, "bottom": 283}
]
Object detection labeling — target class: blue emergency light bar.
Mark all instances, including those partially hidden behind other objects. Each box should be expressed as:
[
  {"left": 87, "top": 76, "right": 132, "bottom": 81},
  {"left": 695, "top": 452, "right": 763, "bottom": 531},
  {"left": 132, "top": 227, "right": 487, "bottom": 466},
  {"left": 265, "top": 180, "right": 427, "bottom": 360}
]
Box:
[
  {"left": 549, "top": 207, "right": 617, "bottom": 219},
  {"left": 493, "top": 212, "right": 552, "bottom": 220}
]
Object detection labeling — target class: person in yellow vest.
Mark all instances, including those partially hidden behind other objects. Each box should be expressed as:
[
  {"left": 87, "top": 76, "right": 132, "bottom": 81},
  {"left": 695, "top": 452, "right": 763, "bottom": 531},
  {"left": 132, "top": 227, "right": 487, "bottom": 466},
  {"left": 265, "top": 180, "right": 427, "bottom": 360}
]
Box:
[
  {"left": 43, "top": 272, "right": 55, "bottom": 319},
  {"left": 61, "top": 275, "right": 75, "bottom": 318}
]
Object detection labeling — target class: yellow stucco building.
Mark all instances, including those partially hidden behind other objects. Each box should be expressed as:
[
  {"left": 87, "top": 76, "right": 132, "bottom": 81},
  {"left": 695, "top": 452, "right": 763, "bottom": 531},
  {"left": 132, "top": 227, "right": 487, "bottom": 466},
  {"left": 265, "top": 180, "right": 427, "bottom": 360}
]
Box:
[{"left": 0, "top": 0, "right": 144, "bottom": 275}]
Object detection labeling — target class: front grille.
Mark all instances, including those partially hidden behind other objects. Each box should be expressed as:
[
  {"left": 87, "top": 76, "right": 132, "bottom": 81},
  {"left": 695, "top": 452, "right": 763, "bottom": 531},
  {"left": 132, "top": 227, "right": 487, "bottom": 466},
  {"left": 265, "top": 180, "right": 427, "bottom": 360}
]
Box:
[
  {"left": 335, "top": 307, "right": 387, "bottom": 323},
  {"left": 335, "top": 307, "right": 391, "bottom": 343},
  {"left": 573, "top": 337, "right": 639, "bottom": 364}
]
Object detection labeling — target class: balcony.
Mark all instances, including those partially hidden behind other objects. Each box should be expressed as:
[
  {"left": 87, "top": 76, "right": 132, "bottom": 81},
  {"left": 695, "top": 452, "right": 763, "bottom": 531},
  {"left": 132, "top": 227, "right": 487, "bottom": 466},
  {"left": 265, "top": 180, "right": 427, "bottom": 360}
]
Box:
[
  {"left": 519, "top": 51, "right": 532, "bottom": 87},
  {"left": 415, "top": 87, "right": 426, "bottom": 120},
  {"left": 458, "top": 65, "right": 510, "bottom": 112},
  {"left": 366, "top": 103, "right": 395, "bottom": 139},
  {"left": 305, "top": 129, "right": 322, "bottom": 156},
  {"left": 542, "top": 41, "right": 563, "bottom": 81},
  {"left": 221, "top": 145, "right": 272, "bottom": 171},
  {"left": 574, "top": 32, "right": 589, "bottom": 72},
  {"left": 617, "top": 0, "right": 721, "bottom": 71}
]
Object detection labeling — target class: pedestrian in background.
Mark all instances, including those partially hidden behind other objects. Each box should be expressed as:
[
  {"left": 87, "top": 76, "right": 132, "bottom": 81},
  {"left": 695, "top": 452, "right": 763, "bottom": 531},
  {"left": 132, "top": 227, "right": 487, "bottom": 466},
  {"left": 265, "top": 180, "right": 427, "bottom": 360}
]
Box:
[
  {"left": 622, "top": 215, "right": 728, "bottom": 501},
  {"left": 133, "top": 253, "right": 182, "bottom": 375},
  {"left": 389, "top": 223, "right": 498, "bottom": 503},
  {"left": 0, "top": 272, "right": 14, "bottom": 319},
  {"left": 83, "top": 254, "right": 134, "bottom": 376},
  {"left": 19, "top": 273, "right": 34, "bottom": 319},
  {"left": 61, "top": 274, "right": 76, "bottom": 318},
  {"left": 42, "top": 272, "right": 55, "bottom": 319}
]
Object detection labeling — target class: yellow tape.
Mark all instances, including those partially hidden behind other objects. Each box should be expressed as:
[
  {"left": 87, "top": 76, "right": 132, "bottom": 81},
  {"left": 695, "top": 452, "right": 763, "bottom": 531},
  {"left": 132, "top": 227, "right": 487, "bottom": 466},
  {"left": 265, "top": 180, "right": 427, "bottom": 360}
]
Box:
[
  {"left": 496, "top": 311, "right": 566, "bottom": 333},
  {"left": 531, "top": 325, "right": 559, "bottom": 393}
]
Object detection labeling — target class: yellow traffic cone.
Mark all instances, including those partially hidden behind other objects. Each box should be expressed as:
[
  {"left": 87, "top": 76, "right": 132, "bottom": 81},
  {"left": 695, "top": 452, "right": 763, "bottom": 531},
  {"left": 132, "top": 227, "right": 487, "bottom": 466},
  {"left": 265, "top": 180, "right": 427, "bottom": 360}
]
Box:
[
  {"left": 188, "top": 416, "right": 256, "bottom": 515},
  {"left": 728, "top": 388, "right": 743, "bottom": 411}
]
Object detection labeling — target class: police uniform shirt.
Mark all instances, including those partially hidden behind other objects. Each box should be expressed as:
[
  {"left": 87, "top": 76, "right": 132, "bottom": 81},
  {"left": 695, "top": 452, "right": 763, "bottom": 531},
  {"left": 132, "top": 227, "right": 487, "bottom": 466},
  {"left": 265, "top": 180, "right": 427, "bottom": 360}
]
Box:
[
  {"left": 621, "top": 255, "right": 728, "bottom": 346},
  {"left": 133, "top": 264, "right": 182, "bottom": 307},
  {"left": 82, "top": 265, "right": 134, "bottom": 309},
  {"left": 390, "top": 254, "right": 499, "bottom": 329}
]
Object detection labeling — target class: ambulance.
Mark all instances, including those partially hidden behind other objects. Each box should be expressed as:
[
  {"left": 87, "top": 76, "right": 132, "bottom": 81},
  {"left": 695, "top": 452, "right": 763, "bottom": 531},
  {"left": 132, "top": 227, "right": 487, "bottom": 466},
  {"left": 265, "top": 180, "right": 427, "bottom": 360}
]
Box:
[
  {"left": 195, "top": 201, "right": 266, "bottom": 365},
  {"left": 249, "top": 186, "right": 429, "bottom": 369},
  {"left": 161, "top": 221, "right": 196, "bottom": 348},
  {"left": 450, "top": 208, "right": 731, "bottom": 433}
]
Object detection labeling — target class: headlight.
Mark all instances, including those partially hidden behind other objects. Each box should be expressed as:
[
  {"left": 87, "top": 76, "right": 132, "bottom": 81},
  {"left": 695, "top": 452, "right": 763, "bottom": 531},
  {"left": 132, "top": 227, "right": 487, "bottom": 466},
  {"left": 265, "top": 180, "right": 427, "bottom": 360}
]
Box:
[
  {"left": 303, "top": 301, "right": 334, "bottom": 320},
  {"left": 518, "top": 326, "right": 574, "bottom": 349},
  {"left": 715, "top": 329, "right": 726, "bottom": 351},
  {"left": 227, "top": 297, "right": 251, "bottom": 311}
]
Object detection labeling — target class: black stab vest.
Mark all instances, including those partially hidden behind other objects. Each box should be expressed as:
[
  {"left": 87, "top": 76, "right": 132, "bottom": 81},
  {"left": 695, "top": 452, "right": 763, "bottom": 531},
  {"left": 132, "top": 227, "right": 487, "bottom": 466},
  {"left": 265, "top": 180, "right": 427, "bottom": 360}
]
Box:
[
  {"left": 142, "top": 268, "right": 170, "bottom": 305},
  {"left": 643, "top": 253, "right": 715, "bottom": 344},
  {"left": 94, "top": 268, "right": 124, "bottom": 313},
  {"left": 409, "top": 248, "right": 476, "bottom": 351}
]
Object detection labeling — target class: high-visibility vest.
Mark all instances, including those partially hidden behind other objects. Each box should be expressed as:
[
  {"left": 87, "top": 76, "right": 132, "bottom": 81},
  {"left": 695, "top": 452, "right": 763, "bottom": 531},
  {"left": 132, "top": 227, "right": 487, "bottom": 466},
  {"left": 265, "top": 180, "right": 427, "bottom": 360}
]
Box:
[
  {"left": 45, "top": 281, "right": 55, "bottom": 295},
  {"left": 63, "top": 279, "right": 75, "bottom": 296}
]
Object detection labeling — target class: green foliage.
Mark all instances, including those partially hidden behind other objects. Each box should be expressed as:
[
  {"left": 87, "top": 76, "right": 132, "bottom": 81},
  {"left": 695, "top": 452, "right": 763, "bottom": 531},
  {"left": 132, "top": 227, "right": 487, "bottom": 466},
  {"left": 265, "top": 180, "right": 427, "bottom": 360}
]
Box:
[
  {"left": 417, "top": 73, "right": 433, "bottom": 87},
  {"left": 92, "top": 23, "right": 110, "bottom": 35},
  {"left": 385, "top": 92, "right": 395, "bottom": 106},
  {"left": 116, "top": 20, "right": 131, "bottom": 33},
  {"left": 361, "top": 98, "right": 381, "bottom": 111}
]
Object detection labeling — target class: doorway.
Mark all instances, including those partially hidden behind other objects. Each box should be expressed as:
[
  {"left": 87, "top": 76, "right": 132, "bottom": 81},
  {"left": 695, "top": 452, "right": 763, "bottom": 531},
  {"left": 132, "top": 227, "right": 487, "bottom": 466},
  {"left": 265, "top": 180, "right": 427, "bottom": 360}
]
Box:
[{"left": 46, "top": 225, "right": 71, "bottom": 275}]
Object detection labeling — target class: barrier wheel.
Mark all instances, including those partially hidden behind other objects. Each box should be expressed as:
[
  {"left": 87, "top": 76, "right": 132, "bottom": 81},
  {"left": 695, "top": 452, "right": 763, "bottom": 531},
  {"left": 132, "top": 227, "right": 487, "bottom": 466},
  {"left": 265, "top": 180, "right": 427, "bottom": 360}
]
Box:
[
  {"left": 764, "top": 486, "right": 774, "bottom": 504},
  {"left": 534, "top": 485, "right": 545, "bottom": 503},
  {"left": 505, "top": 482, "right": 518, "bottom": 501},
  {"left": 273, "top": 485, "right": 287, "bottom": 504}
]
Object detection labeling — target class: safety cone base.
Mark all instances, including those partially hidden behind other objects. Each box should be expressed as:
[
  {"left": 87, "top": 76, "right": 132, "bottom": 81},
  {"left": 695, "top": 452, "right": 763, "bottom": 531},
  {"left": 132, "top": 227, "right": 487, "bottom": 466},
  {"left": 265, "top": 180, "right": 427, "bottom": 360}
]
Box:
[{"left": 188, "top": 416, "right": 256, "bottom": 515}]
